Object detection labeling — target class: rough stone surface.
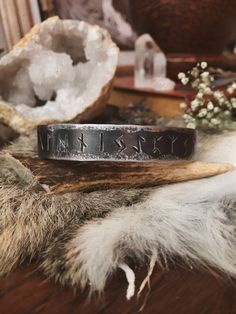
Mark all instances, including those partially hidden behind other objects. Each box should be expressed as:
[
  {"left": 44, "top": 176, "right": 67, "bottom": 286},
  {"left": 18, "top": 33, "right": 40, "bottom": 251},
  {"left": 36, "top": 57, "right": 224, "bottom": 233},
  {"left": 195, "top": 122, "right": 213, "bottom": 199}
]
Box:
[{"left": 0, "top": 17, "right": 119, "bottom": 133}]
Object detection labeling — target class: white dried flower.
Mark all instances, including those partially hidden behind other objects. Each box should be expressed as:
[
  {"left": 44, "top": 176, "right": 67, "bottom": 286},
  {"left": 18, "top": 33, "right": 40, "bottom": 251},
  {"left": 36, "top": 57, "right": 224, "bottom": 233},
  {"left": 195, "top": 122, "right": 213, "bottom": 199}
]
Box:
[
  {"left": 201, "top": 119, "right": 208, "bottom": 125},
  {"left": 180, "top": 62, "right": 236, "bottom": 129},
  {"left": 227, "top": 82, "right": 236, "bottom": 94},
  {"left": 180, "top": 102, "right": 187, "bottom": 109},
  {"left": 226, "top": 101, "right": 232, "bottom": 110},
  {"left": 191, "top": 99, "right": 199, "bottom": 106},
  {"left": 204, "top": 87, "right": 212, "bottom": 95},
  {"left": 192, "top": 79, "right": 200, "bottom": 88},
  {"left": 198, "top": 108, "right": 207, "bottom": 117},
  {"left": 211, "top": 118, "right": 220, "bottom": 125},
  {"left": 231, "top": 98, "right": 236, "bottom": 108},
  {"left": 207, "top": 112, "right": 213, "bottom": 119},
  {"left": 214, "top": 91, "right": 224, "bottom": 99},
  {"left": 197, "top": 92, "right": 203, "bottom": 98},
  {"left": 183, "top": 113, "right": 190, "bottom": 120},
  {"left": 218, "top": 97, "right": 225, "bottom": 105},
  {"left": 178, "top": 72, "right": 186, "bottom": 80},
  {"left": 191, "top": 67, "right": 199, "bottom": 77},
  {"left": 201, "top": 71, "right": 209, "bottom": 78},
  {"left": 232, "top": 82, "right": 236, "bottom": 89},
  {"left": 213, "top": 106, "right": 220, "bottom": 113},
  {"left": 198, "top": 83, "right": 207, "bottom": 90},
  {"left": 227, "top": 87, "right": 234, "bottom": 94},
  {"left": 191, "top": 99, "right": 201, "bottom": 111},
  {"left": 200, "top": 62, "right": 207, "bottom": 69},
  {"left": 207, "top": 101, "right": 214, "bottom": 110},
  {"left": 186, "top": 122, "right": 196, "bottom": 129},
  {"left": 181, "top": 77, "right": 189, "bottom": 85}
]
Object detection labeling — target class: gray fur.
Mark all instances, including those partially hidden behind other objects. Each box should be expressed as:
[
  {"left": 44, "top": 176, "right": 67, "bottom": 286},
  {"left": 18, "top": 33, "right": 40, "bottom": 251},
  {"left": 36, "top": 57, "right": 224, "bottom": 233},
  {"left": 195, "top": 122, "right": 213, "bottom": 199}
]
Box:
[
  {"left": 41, "top": 131, "right": 236, "bottom": 293},
  {"left": 1, "top": 130, "right": 236, "bottom": 296},
  {"left": 0, "top": 144, "right": 146, "bottom": 275}
]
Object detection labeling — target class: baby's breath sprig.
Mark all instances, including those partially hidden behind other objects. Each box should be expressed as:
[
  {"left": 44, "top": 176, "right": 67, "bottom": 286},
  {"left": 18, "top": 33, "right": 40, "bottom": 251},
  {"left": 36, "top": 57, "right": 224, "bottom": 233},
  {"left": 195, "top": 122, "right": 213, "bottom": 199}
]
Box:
[{"left": 178, "top": 62, "right": 236, "bottom": 130}]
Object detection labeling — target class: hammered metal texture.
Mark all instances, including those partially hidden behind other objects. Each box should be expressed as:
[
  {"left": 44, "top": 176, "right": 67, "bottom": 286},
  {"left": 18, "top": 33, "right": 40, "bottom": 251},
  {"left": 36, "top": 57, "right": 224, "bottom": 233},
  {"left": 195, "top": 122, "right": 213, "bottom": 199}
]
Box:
[{"left": 38, "top": 124, "right": 196, "bottom": 162}]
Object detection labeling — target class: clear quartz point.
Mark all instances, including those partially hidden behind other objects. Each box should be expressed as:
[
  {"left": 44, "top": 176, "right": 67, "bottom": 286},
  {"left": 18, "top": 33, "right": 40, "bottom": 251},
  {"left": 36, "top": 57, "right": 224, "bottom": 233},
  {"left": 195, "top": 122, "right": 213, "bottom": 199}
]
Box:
[{"left": 134, "top": 34, "right": 175, "bottom": 91}]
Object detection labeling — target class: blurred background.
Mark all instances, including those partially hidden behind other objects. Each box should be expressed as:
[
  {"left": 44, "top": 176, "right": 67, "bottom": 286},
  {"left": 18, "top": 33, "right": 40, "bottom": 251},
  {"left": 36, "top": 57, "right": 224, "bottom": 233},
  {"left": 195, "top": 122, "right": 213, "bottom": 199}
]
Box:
[{"left": 1, "top": 0, "right": 236, "bottom": 78}]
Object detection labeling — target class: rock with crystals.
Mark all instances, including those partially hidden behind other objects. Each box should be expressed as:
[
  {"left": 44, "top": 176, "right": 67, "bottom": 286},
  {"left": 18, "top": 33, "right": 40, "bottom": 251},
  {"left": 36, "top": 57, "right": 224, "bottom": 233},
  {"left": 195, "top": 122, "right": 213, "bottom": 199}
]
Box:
[
  {"left": 134, "top": 33, "right": 175, "bottom": 91},
  {"left": 0, "top": 17, "right": 119, "bottom": 134}
]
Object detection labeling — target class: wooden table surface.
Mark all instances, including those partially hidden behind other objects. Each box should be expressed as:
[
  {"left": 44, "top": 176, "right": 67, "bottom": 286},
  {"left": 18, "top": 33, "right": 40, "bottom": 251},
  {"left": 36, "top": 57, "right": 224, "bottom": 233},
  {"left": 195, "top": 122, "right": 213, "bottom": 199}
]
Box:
[{"left": 0, "top": 262, "right": 236, "bottom": 314}]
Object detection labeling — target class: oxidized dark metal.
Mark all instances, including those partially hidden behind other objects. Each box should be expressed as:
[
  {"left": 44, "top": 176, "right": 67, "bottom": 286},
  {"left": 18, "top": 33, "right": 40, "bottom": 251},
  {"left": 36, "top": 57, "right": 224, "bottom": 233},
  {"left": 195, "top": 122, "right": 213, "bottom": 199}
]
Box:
[{"left": 37, "top": 124, "right": 196, "bottom": 162}]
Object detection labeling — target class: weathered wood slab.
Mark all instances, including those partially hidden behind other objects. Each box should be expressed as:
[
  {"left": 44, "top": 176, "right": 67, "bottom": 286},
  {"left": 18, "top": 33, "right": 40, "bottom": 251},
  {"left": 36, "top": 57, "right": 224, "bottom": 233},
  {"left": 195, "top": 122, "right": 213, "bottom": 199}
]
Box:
[{"left": 18, "top": 157, "right": 234, "bottom": 193}]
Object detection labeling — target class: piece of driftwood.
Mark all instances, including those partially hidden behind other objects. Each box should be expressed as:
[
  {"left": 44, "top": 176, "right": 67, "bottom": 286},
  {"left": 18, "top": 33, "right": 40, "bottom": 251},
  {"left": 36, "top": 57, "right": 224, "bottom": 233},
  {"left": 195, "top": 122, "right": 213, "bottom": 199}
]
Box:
[{"left": 18, "top": 156, "right": 234, "bottom": 193}]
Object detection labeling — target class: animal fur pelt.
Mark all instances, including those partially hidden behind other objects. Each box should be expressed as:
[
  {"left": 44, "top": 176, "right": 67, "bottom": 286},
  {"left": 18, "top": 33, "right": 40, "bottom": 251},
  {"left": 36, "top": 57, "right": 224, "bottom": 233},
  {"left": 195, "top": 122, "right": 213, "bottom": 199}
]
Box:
[
  {"left": 41, "top": 131, "right": 236, "bottom": 297},
  {"left": 0, "top": 130, "right": 236, "bottom": 300},
  {"left": 0, "top": 147, "right": 145, "bottom": 276}
]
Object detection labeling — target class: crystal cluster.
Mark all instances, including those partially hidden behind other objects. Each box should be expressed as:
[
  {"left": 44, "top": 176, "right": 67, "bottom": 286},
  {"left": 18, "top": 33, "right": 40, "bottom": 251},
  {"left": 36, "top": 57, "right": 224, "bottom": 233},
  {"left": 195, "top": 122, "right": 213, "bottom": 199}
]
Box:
[
  {"left": 134, "top": 34, "right": 175, "bottom": 91},
  {"left": 0, "top": 17, "right": 119, "bottom": 133}
]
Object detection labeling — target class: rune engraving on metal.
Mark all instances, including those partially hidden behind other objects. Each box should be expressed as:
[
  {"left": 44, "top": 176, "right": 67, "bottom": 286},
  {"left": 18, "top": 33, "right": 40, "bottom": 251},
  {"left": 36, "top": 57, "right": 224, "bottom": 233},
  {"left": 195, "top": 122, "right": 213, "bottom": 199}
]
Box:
[{"left": 37, "top": 124, "right": 196, "bottom": 162}]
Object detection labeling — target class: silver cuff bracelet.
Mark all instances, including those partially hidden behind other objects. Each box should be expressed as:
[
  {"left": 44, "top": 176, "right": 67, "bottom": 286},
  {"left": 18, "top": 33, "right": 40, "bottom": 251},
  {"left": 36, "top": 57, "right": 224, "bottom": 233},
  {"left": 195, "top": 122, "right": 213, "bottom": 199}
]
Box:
[{"left": 37, "top": 124, "right": 196, "bottom": 162}]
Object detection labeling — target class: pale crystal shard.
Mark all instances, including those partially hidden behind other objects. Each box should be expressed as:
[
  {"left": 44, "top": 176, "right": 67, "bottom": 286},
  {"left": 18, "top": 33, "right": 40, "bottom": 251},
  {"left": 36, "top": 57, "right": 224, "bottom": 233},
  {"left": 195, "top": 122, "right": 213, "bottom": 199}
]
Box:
[{"left": 134, "top": 34, "right": 175, "bottom": 91}]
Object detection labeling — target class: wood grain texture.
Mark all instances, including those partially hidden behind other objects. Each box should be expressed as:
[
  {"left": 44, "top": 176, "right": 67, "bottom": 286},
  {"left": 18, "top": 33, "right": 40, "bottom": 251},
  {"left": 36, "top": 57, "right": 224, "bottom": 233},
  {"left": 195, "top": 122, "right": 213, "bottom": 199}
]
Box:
[
  {"left": 18, "top": 157, "right": 234, "bottom": 193},
  {"left": 0, "top": 263, "right": 236, "bottom": 314}
]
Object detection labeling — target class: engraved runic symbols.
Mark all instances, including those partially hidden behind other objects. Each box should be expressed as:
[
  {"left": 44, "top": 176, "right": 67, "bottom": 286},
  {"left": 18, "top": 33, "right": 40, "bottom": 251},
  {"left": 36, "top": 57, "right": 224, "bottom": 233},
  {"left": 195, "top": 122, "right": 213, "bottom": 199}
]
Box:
[
  {"left": 77, "top": 133, "right": 88, "bottom": 152},
  {"left": 114, "top": 135, "right": 126, "bottom": 154},
  {"left": 38, "top": 127, "right": 194, "bottom": 161},
  {"left": 39, "top": 132, "right": 52, "bottom": 152},
  {"left": 153, "top": 136, "right": 163, "bottom": 155},
  {"left": 183, "top": 137, "right": 189, "bottom": 156},
  {"left": 168, "top": 135, "right": 178, "bottom": 154},
  {"left": 57, "top": 133, "right": 69, "bottom": 153},
  {"left": 38, "top": 133, "right": 45, "bottom": 151},
  {"left": 99, "top": 132, "right": 104, "bottom": 152},
  {"left": 132, "top": 135, "right": 146, "bottom": 153},
  {"left": 46, "top": 133, "right": 52, "bottom": 152}
]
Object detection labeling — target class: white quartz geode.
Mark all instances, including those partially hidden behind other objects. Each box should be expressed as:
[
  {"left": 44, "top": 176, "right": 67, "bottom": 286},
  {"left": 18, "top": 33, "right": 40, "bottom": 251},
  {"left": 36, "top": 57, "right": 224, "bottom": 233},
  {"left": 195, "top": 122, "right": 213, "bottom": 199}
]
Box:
[{"left": 0, "top": 17, "right": 119, "bottom": 133}]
